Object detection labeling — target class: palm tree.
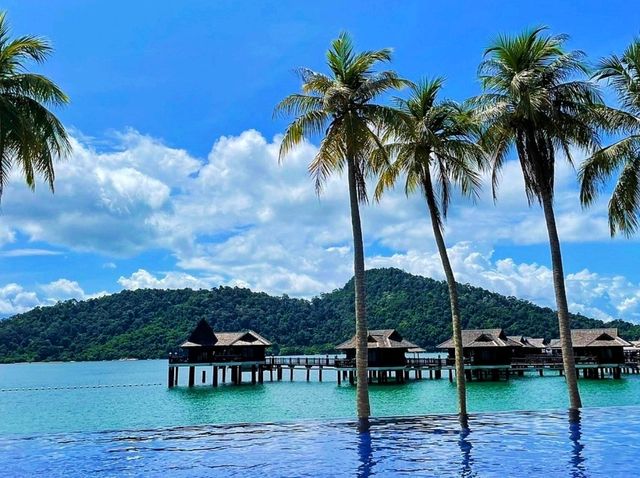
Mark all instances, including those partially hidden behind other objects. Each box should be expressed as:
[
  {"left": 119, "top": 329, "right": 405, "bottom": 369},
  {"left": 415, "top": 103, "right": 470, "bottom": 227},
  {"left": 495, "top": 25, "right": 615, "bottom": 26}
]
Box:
[
  {"left": 580, "top": 39, "right": 640, "bottom": 236},
  {"left": 475, "top": 28, "right": 603, "bottom": 411},
  {"left": 0, "top": 11, "right": 70, "bottom": 198},
  {"left": 275, "top": 32, "right": 406, "bottom": 431},
  {"left": 374, "top": 79, "right": 485, "bottom": 427}
]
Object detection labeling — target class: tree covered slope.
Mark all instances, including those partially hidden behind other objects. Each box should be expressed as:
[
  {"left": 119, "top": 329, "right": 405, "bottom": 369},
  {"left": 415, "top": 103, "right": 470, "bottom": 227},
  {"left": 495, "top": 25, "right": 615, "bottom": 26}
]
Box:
[{"left": 1, "top": 268, "right": 638, "bottom": 363}]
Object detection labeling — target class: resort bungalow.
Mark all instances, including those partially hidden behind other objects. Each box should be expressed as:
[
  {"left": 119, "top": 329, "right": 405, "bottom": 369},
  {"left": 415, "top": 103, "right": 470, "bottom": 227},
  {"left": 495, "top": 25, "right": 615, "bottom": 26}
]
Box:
[
  {"left": 549, "top": 328, "right": 631, "bottom": 366},
  {"left": 437, "top": 329, "right": 521, "bottom": 367},
  {"left": 625, "top": 340, "right": 640, "bottom": 362},
  {"left": 178, "top": 318, "right": 271, "bottom": 363},
  {"left": 336, "top": 329, "right": 418, "bottom": 368},
  {"left": 508, "top": 336, "right": 547, "bottom": 358},
  {"left": 168, "top": 319, "right": 271, "bottom": 387}
]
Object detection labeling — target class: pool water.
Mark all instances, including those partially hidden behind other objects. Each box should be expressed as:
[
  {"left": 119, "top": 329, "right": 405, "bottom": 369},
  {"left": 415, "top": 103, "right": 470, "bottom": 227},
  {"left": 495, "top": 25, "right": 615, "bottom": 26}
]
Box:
[
  {"left": 1, "top": 406, "right": 636, "bottom": 477},
  {"left": 1, "top": 360, "right": 638, "bottom": 476}
]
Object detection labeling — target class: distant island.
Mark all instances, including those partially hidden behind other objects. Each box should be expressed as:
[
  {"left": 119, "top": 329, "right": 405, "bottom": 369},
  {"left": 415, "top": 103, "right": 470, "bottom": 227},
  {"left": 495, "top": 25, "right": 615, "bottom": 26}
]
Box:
[{"left": 1, "top": 268, "right": 638, "bottom": 363}]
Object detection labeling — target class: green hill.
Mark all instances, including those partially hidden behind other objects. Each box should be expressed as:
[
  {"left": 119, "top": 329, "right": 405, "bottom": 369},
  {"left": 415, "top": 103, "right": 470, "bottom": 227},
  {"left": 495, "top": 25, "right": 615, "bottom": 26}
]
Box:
[{"left": 1, "top": 268, "right": 638, "bottom": 363}]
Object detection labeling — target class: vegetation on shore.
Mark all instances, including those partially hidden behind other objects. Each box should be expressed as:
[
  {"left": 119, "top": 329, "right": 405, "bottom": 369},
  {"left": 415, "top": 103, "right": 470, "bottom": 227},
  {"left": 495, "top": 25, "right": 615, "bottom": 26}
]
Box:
[{"left": 1, "top": 268, "right": 638, "bottom": 364}]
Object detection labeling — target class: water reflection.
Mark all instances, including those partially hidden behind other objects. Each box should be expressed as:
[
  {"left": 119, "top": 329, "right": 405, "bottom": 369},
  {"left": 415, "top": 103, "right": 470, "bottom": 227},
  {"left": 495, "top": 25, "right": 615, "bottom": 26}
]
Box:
[
  {"left": 458, "top": 427, "right": 475, "bottom": 477},
  {"left": 357, "top": 430, "right": 374, "bottom": 477},
  {"left": 568, "top": 409, "right": 586, "bottom": 478}
]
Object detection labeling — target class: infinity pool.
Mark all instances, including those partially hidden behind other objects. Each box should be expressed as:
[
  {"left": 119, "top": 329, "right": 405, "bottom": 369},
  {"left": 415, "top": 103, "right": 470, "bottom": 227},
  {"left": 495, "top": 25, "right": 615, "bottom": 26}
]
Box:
[
  {"left": 1, "top": 360, "right": 638, "bottom": 476},
  {"left": 1, "top": 406, "right": 636, "bottom": 477}
]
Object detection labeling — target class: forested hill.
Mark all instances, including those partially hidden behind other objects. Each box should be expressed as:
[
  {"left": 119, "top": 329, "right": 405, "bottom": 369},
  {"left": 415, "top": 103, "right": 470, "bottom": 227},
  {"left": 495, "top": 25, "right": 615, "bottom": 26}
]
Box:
[{"left": 1, "top": 268, "right": 639, "bottom": 363}]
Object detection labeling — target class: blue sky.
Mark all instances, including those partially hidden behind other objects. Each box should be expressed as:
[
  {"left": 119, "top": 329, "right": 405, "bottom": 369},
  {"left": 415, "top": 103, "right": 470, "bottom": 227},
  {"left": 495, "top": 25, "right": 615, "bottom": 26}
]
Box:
[{"left": 1, "top": 1, "right": 640, "bottom": 322}]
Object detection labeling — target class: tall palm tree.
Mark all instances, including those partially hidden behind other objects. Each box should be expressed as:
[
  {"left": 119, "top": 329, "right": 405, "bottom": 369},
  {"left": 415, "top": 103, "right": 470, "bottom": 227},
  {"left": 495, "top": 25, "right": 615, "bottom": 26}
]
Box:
[
  {"left": 475, "top": 28, "right": 603, "bottom": 411},
  {"left": 0, "top": 11, "right": 70, "bottom": 198},
  {"left": 275, "top": 32, "right": 406, "bottom": 431},
  {"left": 580, "top": 39, "right": 640, "bottom": 236},
  {"left": 374, "top": 79, "right": 485, "bottom": 428}
]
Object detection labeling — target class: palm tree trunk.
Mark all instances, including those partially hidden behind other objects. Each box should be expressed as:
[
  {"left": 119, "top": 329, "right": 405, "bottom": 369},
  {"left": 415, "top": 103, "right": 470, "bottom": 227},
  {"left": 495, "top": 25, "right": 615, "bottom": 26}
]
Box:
[
  {"left": 347, "top": 156, "right": 371, "bottom": 431},
  {"left": 423, "top": 175, "right": 468, "bottom": 428},
  {"left": 540, "top": 190, "right": 582, "bottom": 410}
]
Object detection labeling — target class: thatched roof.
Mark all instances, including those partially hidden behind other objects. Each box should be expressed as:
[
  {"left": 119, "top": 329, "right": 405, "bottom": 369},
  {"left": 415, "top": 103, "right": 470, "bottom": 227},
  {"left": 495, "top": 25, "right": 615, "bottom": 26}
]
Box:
[
  {"left": 508, "top": 336, "right": 546, "bottom": 348},
  {"left": 438, "top": 329, "right": 522, "bottom": 349},
  {"left": 336, "top": 329, "right": 418, "bottom": 350},
  {"left": 181, "top": 319, "right": 217, "bottom": 347},
  {"left": 549, "top": 329, "right": 631, "bottom": 349},
  {"left": 181, "top": 320, "right": 271, "bottom": 348},
  {"left": 213, "top": 330, "right": 271, "bottom": 347}
]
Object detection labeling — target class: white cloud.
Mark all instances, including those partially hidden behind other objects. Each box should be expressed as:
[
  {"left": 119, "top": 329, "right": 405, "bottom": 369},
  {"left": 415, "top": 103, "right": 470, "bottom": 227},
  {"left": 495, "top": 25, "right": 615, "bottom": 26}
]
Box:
[
  {"left": 0, "top": 248, "right": 61, "bottom": 257},
  {"left": 1, "top": 128, "right": 639, "bottom": 322},
  {"left": 0, "top": 283, "right": 40, "bottom": 315},
  {"left": 0, "top": 278, "right": 107, "bottom": 316},
  {"left": 117, "top": 269, "right": 220, "bottom": 290}
]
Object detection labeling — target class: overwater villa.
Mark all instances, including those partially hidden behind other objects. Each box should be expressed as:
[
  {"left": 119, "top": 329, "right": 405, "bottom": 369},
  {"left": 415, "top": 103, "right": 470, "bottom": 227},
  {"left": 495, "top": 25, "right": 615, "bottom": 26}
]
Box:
[
  {"left": 167, "top": 323, "right": 638, "bottom": 388},
  {"left": 438, "top": 329, "right": 520, "bottom": 365},
  {"left": 508, "top": 336, "right": 547, "bottom": 357},
  {"left": 625, "top": 340, "right": 640, "bottom": 361},
  {"left": 335, "top": 329, "right": 420, "bottom": 384},
  {"left": 549, "top": 328, "right": 631, "bottom": 378},
  {"left": 168, "top": 319, "right": 272, "bottom": 387}
]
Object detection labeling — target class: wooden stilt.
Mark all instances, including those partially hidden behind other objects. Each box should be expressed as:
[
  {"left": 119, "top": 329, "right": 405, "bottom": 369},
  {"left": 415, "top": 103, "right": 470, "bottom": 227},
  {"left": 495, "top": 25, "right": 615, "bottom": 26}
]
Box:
[
  {"left": 222, "top": 366, "right": 226, "bottom": 383},
  {"left": 429, "top": 369, "right": 433, "bottom": 380},
  {"left": 174, "top": 367, "right": 179, "bottom": 386},
  {"left": 251, "top": 365, "right": 257, "bottom": 385},
  {"left": 237, "top": 366, "right": 242, "bottom": 385},
  {"left": 539, "top": 369, "right": 544, "bottom": 377},
  {"left": 258, "top": 365, "right": 264, "bottom": 384},
  {"left": 449, "top": 369, "right": 453, "bottom": 382},
  {"left": 306, "top": 366, "right": 311, "bottom": 382},
  {"left": 319, "top": 366, "right": 323, "bottom": 382},
  {"left": 289, "top": 366, "right": 294, "bottom": 381},
  {"left": 348, "top": 370, "right": 354, "bottom": 385},
  {"left": 188, "top": 366, "right": 195, "bottom": 387},
  {"left": 337, "top": 369, "right": 342, "bottom": 385},
  {"left": 168, "top": 367, "right": 174, "bottom": 388},
  {"left": 213, "top": 366, "right": 218, "bottom": 387},
  {"left": 270, "top": 366, "right": 273, "bottom": 382}
]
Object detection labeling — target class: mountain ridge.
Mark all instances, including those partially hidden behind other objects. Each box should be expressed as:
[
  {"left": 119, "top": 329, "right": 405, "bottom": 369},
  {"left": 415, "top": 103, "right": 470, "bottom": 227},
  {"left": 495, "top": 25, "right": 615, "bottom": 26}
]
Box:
[{"left": 1, "top": 267, "right": 638, "bottom": 363}]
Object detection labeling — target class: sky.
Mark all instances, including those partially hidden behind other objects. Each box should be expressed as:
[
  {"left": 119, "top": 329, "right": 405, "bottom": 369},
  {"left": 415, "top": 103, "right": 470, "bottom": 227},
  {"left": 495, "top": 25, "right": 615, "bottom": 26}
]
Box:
[{"left": 1, "top": 1, "right": 640, "bottom": 322}]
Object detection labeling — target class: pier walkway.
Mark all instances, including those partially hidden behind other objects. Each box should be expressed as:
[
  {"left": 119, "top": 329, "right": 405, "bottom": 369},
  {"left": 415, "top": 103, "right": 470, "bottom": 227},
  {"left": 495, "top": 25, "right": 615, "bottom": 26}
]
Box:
[{"left": 168, "top": 354, "right": 639, "bottom": 387}]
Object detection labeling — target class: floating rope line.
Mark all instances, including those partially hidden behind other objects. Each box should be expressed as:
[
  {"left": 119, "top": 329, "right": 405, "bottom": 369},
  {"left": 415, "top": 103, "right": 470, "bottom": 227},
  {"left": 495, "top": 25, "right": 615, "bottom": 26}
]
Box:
[{"left": 0, "top": 383, "right": 162, "bottom": 392}]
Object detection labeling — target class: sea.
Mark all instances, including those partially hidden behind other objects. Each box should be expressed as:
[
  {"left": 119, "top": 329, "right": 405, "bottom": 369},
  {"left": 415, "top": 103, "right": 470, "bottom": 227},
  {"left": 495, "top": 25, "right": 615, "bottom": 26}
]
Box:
[{"left": 1, "top": 359, "right": 639, "bottom": 476}]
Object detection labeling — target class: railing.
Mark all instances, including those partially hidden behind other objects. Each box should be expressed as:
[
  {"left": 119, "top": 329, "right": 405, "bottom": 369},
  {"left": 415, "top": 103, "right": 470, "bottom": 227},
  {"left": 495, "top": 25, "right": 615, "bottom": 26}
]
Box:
[
  {"left": 168, "top": 354, "right": 249, "bottom": 364},
  {"left": 169, "top": 353, "right": 638, "bottom": 368},
  {"left": 266, "top": 356, "right": 336, "bottom": 367},
  {"left": 406, "top": 357, "right": 453, "bottom": 367},
  {"left": 511, "top": 355, "right": 600, "bottom": 368}
]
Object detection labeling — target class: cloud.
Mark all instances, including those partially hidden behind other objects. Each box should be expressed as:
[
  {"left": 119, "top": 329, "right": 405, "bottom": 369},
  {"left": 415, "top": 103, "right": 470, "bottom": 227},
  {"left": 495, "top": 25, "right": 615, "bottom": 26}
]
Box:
[
  {"left": 0, "top": 278, "right": 107, "bottom": 316},
  {"left": 0, "top": 248, "right": 62, "bottom": 257},
  {"left": 1, "top": 128, "right": 639, "bottom": 322},
  {"left": 0, "top": 283, "right": 40, "bottom": 316},
  {"left": 1, "top": 130, "right": 199, "bottom": 256},
  {"left": 117, "top": 269, "right": 220, "bottom": 290}
]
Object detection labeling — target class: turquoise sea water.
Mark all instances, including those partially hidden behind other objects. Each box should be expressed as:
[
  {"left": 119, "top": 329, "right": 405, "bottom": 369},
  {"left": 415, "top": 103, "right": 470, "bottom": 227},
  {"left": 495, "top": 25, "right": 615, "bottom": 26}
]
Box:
[
  {"left": 1, "top": 360, "right": 639, "bottom": 476},
  {"left": 1, "top": 359, "right": 640, "bottom": 435}
]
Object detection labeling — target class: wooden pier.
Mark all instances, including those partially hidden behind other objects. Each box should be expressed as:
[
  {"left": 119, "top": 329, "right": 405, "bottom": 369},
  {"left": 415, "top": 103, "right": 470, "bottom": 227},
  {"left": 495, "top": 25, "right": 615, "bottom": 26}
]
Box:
[{"left": 167, "top": 354, "right": 640, "bottom": 387}]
